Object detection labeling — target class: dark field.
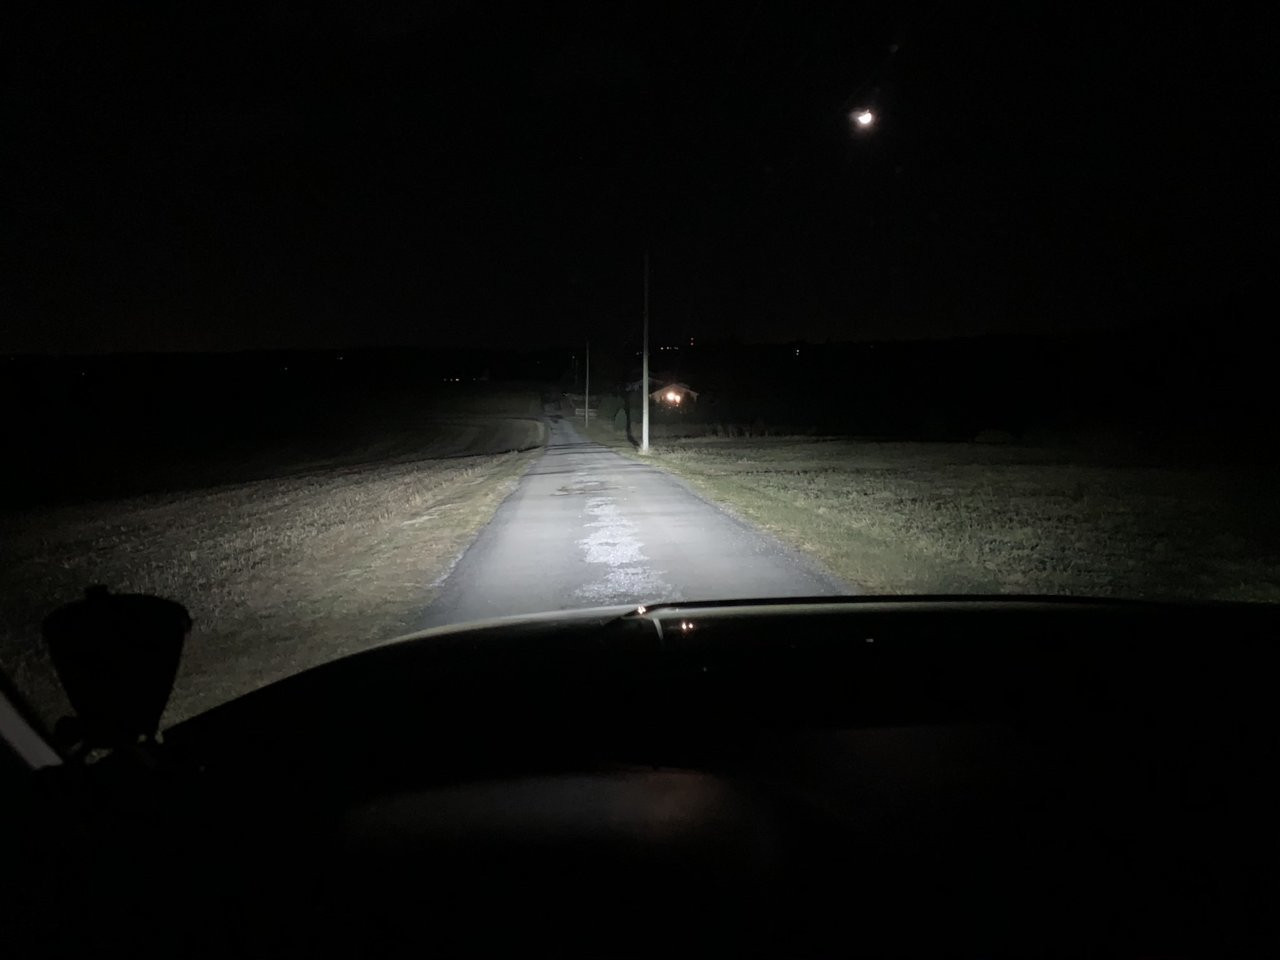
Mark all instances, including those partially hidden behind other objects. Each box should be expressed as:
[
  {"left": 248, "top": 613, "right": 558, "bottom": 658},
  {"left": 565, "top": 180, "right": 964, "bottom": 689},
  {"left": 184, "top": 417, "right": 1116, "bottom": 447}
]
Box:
[
  {"left": 1, "top": 349, "right": 554, "bottom": 506},
  {"left": 590, "top": 332, "right": 1278, "bottom": 460},
  {"left": 1, "top": 354, "right": 550, "bottom": 727}
]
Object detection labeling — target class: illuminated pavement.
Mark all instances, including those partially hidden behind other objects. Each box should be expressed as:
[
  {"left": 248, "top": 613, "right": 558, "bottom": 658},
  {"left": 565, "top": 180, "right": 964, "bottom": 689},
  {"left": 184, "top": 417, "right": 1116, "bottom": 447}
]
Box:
[{"left": 421, "top": 416, "right": 848, "bottom": 628}]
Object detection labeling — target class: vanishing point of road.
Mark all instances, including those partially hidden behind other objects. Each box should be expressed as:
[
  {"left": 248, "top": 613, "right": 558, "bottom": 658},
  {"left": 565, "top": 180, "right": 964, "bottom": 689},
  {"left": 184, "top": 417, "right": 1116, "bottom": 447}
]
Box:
[{"left": 421, "top": 414, "right": 848, "bottom": 628}]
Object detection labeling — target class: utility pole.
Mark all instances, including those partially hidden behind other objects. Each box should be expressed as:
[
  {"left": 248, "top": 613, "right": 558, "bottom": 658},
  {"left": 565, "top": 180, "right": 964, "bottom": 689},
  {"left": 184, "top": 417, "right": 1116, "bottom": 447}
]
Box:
[
  {"left": 584, "top": 339, "right": 590, "bottom": 428},
  {"left": 641, "top": 251, "right": 650, "bottom": 452}
]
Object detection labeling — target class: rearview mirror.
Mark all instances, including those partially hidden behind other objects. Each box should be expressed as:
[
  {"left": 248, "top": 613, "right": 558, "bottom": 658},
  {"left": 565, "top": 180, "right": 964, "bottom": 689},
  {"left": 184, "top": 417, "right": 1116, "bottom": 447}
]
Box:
[{"left": 42, "top": 586, "right": 191, "bottom": 753}]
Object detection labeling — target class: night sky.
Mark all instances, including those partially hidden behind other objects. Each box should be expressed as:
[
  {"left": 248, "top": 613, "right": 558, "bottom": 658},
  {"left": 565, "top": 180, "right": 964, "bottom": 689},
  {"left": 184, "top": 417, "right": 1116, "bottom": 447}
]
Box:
[{"left": 3, "top": 2, "right": 1273, "bottom": 353}]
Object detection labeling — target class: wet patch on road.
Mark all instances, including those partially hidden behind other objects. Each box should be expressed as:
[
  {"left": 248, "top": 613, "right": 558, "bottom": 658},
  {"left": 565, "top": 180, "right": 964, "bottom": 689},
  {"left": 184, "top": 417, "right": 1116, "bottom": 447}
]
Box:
[
  {"left": 574, "top": 494, "right": 670, "bottom": 604},
  {"left": 554, "top": 479, "right": 617, "bottom": 496}
]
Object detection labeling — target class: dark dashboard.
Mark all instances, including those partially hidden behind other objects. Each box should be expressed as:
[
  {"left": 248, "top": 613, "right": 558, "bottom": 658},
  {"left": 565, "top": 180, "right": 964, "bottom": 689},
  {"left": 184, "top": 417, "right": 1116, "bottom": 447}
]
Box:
[{"left": 9, "top": 598, "right": 1280, "bottom": 957}]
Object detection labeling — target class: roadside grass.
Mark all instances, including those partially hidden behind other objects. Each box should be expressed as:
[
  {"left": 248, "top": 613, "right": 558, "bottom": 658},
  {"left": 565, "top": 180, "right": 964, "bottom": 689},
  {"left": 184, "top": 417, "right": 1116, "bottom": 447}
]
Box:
[
  {"left": 0, "top": 447, "right": 539, "bottom": 728},
  {"left": 583, "top": 420, "right": 1280, "bottom": 602}
]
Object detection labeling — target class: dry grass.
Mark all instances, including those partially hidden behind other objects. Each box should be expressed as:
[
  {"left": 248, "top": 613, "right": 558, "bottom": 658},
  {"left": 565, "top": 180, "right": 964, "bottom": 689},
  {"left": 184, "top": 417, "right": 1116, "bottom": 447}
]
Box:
[
  {"left": 586, "top": 425, "right": 1280, "bottom": 603},
  {"left": 0, "top": 447, "right": 539, "bottom": 727}
]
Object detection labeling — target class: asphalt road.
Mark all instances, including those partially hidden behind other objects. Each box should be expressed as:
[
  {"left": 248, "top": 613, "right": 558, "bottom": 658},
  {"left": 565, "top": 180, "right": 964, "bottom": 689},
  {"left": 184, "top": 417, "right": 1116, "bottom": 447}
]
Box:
[{"left": 421, "top": 415, "right": 848, "bottom": 628}]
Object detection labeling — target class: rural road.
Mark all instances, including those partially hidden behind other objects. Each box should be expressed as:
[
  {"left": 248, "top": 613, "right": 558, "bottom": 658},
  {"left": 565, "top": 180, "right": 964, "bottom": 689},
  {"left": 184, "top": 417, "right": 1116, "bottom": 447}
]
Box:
[{"left": 421, "top": 415, "right": 848, "bottom": 628}]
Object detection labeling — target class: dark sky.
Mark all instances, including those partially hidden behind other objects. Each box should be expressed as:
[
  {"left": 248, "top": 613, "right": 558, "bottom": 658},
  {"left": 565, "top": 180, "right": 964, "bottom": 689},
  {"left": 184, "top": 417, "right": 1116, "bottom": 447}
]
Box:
[{"left": 2, "top": 2, "right": 1273, "bottom": 353}]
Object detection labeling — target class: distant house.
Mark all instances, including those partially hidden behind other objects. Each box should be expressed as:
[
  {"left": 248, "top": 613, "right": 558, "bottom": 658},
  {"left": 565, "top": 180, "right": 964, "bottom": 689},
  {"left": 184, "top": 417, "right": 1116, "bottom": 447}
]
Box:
[
  {"left": 650, "top": 382, "right": 698, "bottom": 407},
  {"left": 623, "top": 378, "right": 699, "bottom": 406}
]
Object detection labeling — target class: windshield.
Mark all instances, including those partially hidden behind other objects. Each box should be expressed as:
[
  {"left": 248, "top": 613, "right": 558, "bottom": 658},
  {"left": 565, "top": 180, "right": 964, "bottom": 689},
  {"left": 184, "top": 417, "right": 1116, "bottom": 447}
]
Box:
[{"left": 2, "top": 3, "right": 1275, "bottom": 730}]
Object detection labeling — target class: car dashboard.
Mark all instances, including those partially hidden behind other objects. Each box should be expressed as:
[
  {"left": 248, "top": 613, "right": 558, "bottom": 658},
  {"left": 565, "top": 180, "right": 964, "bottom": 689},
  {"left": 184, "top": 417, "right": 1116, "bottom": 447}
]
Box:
[{"left": 9, "top": 598, "right": 1280, "bottom": 957}]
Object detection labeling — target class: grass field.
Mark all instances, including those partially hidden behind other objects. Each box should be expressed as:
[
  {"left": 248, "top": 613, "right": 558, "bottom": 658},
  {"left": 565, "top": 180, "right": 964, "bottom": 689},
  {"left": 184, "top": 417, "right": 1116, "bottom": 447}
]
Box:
[
  {"left": 0, "top": 391, "right": 545, "bottom": 728},
  {"left": 585, "top": 421, "right": 1280, "bottom": 603},
  {"left": 3, "top": 378, "right": 549, "bottom": 506}
]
